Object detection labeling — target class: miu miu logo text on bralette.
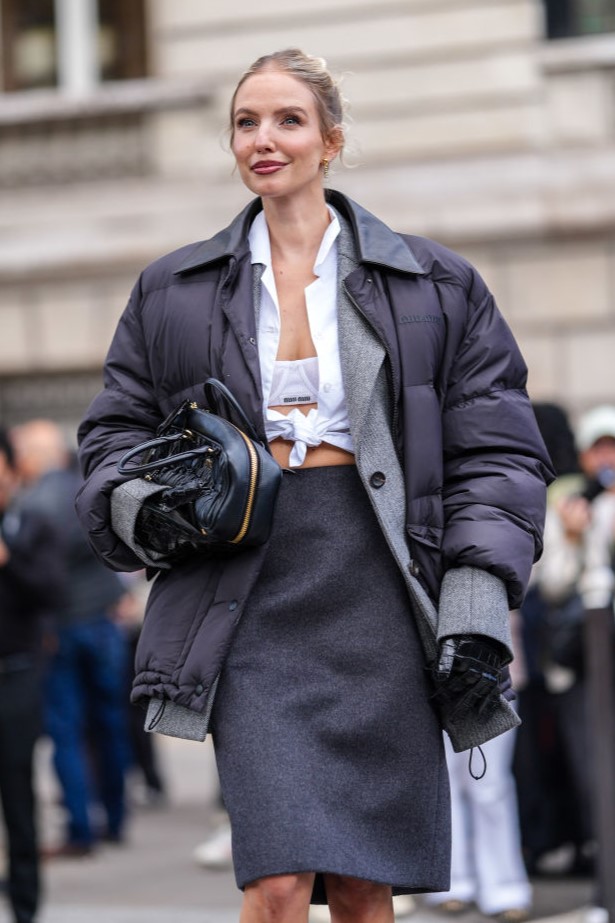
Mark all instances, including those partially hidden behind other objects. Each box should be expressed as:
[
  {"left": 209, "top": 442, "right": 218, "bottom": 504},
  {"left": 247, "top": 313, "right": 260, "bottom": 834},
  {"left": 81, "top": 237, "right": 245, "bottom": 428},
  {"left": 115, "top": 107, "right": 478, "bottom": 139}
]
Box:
[{"left": 283, "top": 395, "right": 312, "bottom": 403}]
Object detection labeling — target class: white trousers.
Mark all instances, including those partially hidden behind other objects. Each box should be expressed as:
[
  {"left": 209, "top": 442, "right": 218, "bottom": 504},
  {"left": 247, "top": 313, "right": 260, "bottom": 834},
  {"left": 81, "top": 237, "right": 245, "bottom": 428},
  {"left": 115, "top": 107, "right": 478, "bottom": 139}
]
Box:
[{"left": 425, "top": 730, "right": 532, "bottom": 915}]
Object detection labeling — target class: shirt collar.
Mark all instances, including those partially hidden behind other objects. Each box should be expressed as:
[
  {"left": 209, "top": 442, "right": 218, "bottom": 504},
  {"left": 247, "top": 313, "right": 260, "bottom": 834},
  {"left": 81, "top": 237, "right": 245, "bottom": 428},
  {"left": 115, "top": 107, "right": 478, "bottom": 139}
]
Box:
[{"left": 248, "top": 206, "right": 340, "bottom": 273}]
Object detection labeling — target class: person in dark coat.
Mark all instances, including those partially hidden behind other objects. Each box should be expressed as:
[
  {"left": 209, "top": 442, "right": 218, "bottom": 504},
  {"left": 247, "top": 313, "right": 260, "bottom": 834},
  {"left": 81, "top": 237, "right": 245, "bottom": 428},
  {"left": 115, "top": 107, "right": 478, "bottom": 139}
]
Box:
[
  {"left": 0, "top": 428, "right": 66, "bottom": 923},
  {"left": 11, "top": 420, "right": 132, "bottom": 855},
  {"left": 76, "top": 49, "right": 553, "bottom": 923}
]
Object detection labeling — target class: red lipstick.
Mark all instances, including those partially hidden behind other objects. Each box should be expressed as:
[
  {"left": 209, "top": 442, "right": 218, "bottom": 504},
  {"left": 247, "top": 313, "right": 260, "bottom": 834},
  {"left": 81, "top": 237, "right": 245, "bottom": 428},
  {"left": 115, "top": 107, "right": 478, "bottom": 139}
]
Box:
[{"left": 252, "top": 161, "right": 286, "bottom": 174}]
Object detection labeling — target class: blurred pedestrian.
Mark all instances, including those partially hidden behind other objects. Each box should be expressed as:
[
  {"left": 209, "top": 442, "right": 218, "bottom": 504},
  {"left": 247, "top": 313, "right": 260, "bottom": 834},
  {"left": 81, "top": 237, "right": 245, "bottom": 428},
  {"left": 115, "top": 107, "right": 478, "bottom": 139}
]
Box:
[
  {"left": 75, "top": 48, "right": 551, "bottom": 923},
  {"left": 424, "top": 725, "right": 532, "bottom": 921},
  {"left": 532, "top": 405, "right": 615, "bottom": 876},
  {"left": 11, "top": 420, "right": 132, "bottom": 856},
  {"left": 514, "top": 402, "right": 587, "bottom": 873},
  {"left": 0, "top": 427, "right": 66, "bottom": 923}
]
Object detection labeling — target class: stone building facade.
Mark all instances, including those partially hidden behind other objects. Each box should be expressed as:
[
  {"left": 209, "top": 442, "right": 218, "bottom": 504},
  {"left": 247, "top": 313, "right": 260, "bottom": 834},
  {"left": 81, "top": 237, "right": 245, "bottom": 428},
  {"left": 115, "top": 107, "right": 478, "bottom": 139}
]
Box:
[{"left": 0, "top": 0, "right": 614, "bottom": 430}]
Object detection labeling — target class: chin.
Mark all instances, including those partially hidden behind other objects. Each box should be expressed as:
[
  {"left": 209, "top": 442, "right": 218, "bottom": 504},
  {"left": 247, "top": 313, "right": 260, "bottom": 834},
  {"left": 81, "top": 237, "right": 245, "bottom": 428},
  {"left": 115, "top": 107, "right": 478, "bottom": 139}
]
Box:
[{"left": 242, "top": 176, "right": 276, "bottom": 194}]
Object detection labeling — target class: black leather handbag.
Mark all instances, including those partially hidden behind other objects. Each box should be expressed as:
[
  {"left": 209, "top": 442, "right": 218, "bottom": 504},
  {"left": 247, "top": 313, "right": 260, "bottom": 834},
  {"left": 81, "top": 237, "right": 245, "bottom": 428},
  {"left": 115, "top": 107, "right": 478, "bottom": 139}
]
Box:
[{"left": 117, "top": 379, "right": 282, "bottom": 554}]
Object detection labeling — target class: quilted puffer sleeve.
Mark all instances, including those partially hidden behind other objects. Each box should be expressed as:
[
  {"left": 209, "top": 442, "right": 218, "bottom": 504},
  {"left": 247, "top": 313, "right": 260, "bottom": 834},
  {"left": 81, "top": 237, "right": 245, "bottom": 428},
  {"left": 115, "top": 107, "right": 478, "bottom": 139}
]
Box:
[
  {"left": 440, "top": 268, "right": 554, "bottom": 610},
  {"left": 76, "top": 275, "right": 164, "bottom": 571}
]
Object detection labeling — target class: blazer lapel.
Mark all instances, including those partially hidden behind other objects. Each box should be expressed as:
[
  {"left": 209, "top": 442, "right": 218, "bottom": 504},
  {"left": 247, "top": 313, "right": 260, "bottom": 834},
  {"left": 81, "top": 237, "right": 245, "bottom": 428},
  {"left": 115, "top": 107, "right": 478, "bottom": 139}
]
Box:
[{"left": 336, "top": 221, "right": 385, "bottom": 449}]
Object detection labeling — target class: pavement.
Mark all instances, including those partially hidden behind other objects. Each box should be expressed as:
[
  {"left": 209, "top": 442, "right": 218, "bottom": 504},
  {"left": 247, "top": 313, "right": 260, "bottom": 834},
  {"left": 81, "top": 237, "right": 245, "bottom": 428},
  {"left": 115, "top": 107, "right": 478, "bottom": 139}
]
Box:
[{"left": 0, "top": 735, "right": 597, "bottom": 923}]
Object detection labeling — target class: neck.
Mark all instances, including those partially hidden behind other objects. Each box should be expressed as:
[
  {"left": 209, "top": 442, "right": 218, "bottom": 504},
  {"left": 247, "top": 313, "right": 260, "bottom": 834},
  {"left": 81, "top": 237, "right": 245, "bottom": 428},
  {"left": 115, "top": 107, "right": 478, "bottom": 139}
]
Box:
[{"left": 261, "top": 189, "right": 331, "bottom": 261}]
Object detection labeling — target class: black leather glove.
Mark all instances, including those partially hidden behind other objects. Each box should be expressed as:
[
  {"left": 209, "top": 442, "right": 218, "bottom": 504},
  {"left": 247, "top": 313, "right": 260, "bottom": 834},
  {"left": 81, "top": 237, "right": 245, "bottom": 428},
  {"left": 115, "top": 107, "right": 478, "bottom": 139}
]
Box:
[
  {"left": 431, "top": 634, "right": 514, "bottom": 722},
  {"left": 134, "top": 462, "right": 211, "bottom": 561},
  {"left": 135, "top": 500, "right": 198, "bottom": 559},
  {"left": 498, "top": 664, "right": 515, "bottom": 703},
  {"left": 152, "top": 457, "right": 214, "bottom": 511}
]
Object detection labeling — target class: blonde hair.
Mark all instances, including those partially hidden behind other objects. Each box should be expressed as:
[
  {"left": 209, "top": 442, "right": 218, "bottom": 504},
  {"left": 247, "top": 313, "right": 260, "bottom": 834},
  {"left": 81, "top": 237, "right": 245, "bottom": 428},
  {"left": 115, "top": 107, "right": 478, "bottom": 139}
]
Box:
[{"left": 229, "top": 48, "right": 347, "bottom": 152}]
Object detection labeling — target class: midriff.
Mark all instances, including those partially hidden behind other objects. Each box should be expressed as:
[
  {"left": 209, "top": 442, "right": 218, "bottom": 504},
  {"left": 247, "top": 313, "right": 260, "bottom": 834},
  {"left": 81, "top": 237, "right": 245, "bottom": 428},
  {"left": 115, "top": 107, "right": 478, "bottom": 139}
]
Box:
[{"left": 268, "top": 401, "right": 355, "bottom": 469}]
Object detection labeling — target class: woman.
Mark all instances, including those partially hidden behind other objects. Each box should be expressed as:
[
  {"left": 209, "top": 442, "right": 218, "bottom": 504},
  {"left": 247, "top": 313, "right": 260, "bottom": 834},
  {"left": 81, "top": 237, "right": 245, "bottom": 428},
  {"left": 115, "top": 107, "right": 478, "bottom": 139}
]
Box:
[{"left": 76, "top": 49, "right": 552, "bottom": 923}]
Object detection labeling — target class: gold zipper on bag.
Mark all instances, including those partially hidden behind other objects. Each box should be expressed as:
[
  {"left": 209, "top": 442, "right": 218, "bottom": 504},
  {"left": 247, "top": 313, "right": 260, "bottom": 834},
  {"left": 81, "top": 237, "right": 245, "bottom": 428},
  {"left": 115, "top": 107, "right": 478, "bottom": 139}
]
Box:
[
  {"left": 188, "top": 404, "right": 259, "bottom": 544},
  {"left": 231, "top": 428, "right": 259, "bottom": 543}
]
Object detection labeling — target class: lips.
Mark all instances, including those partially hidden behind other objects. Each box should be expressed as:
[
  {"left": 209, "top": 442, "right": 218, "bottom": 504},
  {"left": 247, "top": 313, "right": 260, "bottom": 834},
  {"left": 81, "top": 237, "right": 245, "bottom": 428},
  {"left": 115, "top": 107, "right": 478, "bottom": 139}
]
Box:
[{"left": 251, "top": 161, "right": 286, "bottom": 174}]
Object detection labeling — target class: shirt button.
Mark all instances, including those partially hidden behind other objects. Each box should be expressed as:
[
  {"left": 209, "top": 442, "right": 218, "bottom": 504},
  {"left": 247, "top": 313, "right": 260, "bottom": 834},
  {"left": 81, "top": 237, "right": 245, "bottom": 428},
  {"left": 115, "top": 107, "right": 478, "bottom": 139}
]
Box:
[
  {"left": 229, "top": 600, "right": 238, "bottom": 611},
  {"left": 409, "top": 561, "right": 420, "bottom": 577},
  {"left": 369, "top": 471, "right": 386, "bottom": 489}
]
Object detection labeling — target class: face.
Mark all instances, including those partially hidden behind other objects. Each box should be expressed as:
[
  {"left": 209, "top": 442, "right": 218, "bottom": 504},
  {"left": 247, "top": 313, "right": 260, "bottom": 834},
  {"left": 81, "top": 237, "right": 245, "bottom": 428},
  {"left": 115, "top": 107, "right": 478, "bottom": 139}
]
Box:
[
  {"left": 231, "top": 68, "right": 339, "bottom": 200},
  {"left": 580, "top": 436, "right": 615, "bottom": 481}
]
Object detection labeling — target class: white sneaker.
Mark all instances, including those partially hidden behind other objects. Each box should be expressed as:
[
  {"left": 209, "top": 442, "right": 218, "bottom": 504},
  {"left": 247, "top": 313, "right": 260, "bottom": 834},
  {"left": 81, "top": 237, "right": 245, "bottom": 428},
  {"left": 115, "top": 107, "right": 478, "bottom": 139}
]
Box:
[
  {"left": 192, "top": 823, "right": 233, "bottom": 870},
  {"left": 308, "top": 906, "right": 331, "bottom": 923},
  {"left": 394, "top": 894, "right": 416, "bottom": 918},
  {"left": 585, "top": 909, "right": 609, "bottom": 923}
]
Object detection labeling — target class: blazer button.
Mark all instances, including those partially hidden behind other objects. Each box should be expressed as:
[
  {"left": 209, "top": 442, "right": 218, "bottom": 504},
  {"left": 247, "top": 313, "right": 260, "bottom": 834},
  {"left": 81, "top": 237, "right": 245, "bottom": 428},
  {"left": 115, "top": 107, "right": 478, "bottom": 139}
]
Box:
[
  {"left": 195, "top": 684, "right": 204, "bottom": 695},
  {"left": 369, "top": 471, "right": 386, "bottom": 489}
]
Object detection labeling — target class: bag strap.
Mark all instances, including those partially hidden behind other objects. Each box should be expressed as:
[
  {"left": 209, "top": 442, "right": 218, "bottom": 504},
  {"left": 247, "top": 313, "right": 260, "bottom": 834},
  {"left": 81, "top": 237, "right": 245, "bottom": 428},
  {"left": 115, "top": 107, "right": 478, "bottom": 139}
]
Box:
[
  {"left": 117, "top": 434, "right": 216, "bottom": 476},
  {"left": 118, "top": 380, "right": 263, "bottom": 476},
  {"left": 204, "top": 378, "right": 262, "bottom": 444}
]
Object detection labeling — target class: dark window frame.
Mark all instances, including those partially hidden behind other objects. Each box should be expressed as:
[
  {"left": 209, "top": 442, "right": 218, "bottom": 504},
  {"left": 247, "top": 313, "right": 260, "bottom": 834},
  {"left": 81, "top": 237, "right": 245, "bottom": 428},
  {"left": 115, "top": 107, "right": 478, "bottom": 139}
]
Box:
[
  {"left": 545, "top": 0, "right": 615, "bottom": 39},
  {"left": 0, "top": 0, "right": 56, "bottom": 91},
  {"left": 1, "top": 0, "right": 147, "bottom": 93}
]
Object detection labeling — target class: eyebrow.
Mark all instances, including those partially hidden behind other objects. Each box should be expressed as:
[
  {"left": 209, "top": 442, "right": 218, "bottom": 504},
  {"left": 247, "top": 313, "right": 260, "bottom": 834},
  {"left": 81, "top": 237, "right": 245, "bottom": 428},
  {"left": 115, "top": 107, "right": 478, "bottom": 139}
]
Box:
[{"left": 234, "top": 105, "right": 309, "bottom": 118}]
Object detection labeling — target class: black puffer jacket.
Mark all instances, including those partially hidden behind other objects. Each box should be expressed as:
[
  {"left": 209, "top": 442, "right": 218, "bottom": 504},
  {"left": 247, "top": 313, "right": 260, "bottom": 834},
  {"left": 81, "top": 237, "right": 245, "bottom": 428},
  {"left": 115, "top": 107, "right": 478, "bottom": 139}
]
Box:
[{"left": 77, "top": 191, "right": 552, "bottom": 719}]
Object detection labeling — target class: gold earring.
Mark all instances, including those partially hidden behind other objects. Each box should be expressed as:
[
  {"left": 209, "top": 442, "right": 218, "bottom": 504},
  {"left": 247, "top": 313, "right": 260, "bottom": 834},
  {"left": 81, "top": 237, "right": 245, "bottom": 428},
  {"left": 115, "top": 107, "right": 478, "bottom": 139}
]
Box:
[{"left": 321, "top": 158, "right": 329, "bottom": 179}]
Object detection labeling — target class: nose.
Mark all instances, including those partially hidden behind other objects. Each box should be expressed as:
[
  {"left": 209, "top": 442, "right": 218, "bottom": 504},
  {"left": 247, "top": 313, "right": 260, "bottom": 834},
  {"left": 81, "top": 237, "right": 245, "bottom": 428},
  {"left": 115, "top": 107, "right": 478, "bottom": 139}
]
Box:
[{"left": 254, "top": 120, "right": 275, "bottom": 152}]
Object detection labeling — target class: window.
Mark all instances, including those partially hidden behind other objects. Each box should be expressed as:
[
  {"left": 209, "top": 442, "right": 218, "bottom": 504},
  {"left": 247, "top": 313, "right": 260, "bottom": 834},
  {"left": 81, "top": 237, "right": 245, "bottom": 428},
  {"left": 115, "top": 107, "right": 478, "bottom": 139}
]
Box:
[
  {"left": 545, "top": 0, "right": 615, "bottom": 39},
  {"left": 1, "top": 0, "right": 57, "bottom": 91},
  {"left": 98, "top": 0, "right": 148, "bottom": 83},
  {"left": 1, "top": 0, "right": 147, "bottom": 93}
]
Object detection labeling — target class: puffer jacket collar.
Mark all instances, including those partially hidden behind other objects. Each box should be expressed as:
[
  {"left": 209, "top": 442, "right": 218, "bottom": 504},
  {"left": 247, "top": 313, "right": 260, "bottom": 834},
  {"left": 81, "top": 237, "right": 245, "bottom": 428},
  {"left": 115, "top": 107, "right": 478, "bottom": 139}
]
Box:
[{"left": 174, "top": 190, "right": 426, "bottom": 277}]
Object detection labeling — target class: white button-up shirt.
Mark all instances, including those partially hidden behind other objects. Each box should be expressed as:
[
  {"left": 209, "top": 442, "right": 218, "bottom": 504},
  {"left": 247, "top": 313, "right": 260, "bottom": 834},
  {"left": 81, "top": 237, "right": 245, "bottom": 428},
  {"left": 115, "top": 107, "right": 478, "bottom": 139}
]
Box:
[{"left": 249, "top": 208, "right": 354, "bottom": 467}]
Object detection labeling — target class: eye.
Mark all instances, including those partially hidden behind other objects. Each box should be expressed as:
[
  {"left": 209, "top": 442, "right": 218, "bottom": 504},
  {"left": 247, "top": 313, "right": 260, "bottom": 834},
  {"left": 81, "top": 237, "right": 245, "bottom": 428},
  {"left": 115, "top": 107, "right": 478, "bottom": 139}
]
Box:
[
  {"left": 236, "top": 117, "right": 256, "bottom": 129},
  {"left": 281, "top": 114, "right": 301, "bottom": 126}
]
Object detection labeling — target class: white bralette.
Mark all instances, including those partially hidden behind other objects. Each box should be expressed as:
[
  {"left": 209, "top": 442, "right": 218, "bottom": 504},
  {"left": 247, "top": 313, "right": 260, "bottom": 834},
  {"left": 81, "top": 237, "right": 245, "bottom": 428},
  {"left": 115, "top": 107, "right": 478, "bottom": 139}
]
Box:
[{"left": 268, "top": 357, "right": 319, "bottom": 407}]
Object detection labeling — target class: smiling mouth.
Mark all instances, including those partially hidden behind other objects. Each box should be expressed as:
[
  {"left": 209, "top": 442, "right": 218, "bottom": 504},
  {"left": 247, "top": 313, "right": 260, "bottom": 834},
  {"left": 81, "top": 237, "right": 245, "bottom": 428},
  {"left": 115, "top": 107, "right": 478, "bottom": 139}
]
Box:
[{"left": 251, "top": 162, "right": 286, "bottom": 174}]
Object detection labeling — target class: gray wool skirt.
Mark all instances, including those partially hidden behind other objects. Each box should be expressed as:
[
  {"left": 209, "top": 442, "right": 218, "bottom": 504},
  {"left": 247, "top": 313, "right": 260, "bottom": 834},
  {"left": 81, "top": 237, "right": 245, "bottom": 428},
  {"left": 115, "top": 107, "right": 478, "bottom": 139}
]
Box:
[{"left": 211, "top": 465, "right": 450, "bottom": 903}]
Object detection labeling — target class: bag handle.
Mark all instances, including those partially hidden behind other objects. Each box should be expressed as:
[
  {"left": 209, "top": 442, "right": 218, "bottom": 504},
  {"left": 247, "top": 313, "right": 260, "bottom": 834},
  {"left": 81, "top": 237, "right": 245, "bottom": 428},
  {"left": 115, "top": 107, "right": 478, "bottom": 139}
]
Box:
[
  {"left": 117, "top": 434, "right": 216, "bottom": 476},
  {"left": 204, "top": 378, "right": 262, "bottom": 444},
  {"left": 116, "top": 379, "right": 263, "bottom": 476}
]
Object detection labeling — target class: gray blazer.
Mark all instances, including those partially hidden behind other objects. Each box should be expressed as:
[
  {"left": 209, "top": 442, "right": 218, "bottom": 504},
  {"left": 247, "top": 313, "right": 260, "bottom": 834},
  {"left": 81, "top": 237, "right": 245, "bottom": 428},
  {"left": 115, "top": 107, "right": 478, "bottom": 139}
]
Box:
[{"left": 336, "top": 213, "right": 519, "bottom": 751}]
